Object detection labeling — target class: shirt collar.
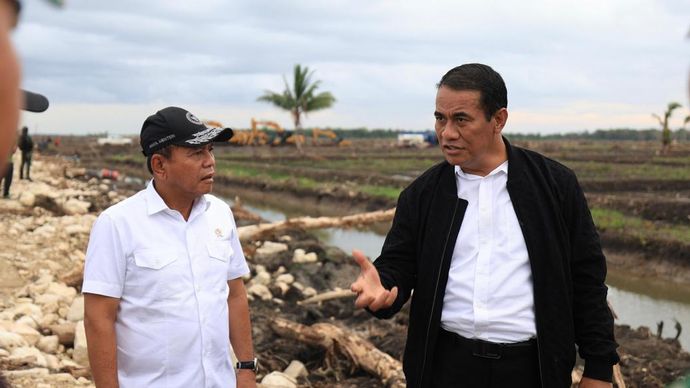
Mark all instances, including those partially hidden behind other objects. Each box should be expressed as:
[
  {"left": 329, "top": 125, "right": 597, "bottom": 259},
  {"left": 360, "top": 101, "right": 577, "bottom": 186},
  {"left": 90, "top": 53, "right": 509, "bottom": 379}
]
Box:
[
  {"left": 454, "top": 160, "right": 509, "bottom": 179},
  {"left": 144, "top": 180, "right": 211, "bottom": 217}
]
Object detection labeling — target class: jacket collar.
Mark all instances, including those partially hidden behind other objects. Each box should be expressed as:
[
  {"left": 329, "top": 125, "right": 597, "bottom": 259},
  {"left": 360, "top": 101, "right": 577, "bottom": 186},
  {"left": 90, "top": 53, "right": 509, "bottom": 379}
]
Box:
[{"left": 504, "top": 136, "right": 528, "bottom": 187}]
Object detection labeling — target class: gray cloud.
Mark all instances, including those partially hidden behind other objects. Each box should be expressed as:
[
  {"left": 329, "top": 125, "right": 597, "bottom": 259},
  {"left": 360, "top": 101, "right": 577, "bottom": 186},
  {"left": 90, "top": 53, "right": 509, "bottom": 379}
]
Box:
[{"left": 12, "top": 0, "right": 690, "bottom": 134}]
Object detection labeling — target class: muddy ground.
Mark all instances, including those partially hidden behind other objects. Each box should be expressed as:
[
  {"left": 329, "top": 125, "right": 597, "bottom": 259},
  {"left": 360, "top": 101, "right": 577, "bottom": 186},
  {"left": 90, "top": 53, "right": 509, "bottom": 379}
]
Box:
[
  {"left": 1, "top": 153, "right": 689, "bottom": 387},
  {"left": 49, "top": 137, "right": 690, "bottom": 283}
]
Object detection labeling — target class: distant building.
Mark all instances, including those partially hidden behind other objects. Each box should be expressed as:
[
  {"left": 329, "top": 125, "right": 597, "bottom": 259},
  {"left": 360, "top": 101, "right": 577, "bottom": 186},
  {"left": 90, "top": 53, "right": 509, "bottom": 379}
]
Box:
[
  {"left": 397, "top": 131, "right": 438, "bottom": 148},
  {"left": 97, "top": 136, "right": 132, "bottom": 146}
]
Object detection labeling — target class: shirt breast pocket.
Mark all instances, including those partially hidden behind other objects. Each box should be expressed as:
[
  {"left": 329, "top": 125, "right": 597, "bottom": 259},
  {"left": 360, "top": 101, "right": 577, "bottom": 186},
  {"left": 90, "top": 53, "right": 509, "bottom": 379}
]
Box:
[
  {"left": 207, "top": 240, "right": 233, "bottom": 263},
  {"left": 129, "top": 249, "right": 181, "bottom": 300},
  {"left": 134, "top": 250, "right": 178, "bottom": 270},
  {"left": 205, "top": 241, "right": 232, "bottom": 290}
]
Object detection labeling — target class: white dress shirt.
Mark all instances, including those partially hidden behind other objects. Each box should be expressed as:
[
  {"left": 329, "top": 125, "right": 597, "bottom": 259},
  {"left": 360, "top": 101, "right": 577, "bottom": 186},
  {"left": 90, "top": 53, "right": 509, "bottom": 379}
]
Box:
[
  {"left": 440, "top": 161, "right": 537, "bottom": 343},
  {"left": 82, "top": 181, "right": 250, "bottom": 388}
]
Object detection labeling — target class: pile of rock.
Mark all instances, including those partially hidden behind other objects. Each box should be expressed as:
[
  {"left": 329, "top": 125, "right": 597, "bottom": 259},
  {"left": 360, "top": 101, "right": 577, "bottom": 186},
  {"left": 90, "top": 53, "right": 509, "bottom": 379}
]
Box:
[
  {"left": 0, "top": 157, "right": 128, "bottom": 387},
  {"left": 246, "top": 240, "right": 320, "bottom": 306},
  {"left": 1, "top": 273, "right": 91, "bottom": 387}
]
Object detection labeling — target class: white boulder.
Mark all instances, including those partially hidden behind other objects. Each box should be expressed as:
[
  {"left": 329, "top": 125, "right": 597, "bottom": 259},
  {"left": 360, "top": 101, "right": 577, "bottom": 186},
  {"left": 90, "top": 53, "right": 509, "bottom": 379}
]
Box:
[
  {"left": 72, "top": 320, "right": 89, "bottom": 367},
  {"left": 247, "top": 284, "right": 273, "bottom": 301},
  {"left": 66, "top": 296, "right": 84, "bottom": 322},
  {"left": 256, "top": 241, "right": 288, "bottom": 258}
]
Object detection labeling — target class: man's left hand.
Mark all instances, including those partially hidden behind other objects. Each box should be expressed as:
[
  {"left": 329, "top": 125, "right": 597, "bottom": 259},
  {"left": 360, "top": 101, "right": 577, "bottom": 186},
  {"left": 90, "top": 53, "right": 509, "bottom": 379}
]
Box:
[
  {"left": 579, "top": 377, "right": 612, "bottom": 387},
  {"left": 236, "top": 370, "right": 257, "bottom": 388}
]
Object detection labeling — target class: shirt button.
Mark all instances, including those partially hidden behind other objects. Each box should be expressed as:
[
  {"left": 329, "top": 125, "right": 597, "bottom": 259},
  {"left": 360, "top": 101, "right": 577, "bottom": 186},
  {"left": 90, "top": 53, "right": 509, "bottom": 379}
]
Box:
[{"left": 196, "top": 285, "right": 201, "bottom": 292}]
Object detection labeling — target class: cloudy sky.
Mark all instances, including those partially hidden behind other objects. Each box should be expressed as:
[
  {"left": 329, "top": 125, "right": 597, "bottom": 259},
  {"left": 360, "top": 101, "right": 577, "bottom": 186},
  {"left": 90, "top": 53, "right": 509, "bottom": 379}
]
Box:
[{"left": 13, "top": 0, "right": 690, "bottom": 135}]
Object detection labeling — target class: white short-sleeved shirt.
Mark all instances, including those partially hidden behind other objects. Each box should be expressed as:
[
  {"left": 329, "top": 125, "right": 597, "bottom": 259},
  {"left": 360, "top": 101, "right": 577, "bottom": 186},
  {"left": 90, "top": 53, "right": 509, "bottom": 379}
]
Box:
[{"left": 82, "top": 181, "right": 250, "bottom": 388}]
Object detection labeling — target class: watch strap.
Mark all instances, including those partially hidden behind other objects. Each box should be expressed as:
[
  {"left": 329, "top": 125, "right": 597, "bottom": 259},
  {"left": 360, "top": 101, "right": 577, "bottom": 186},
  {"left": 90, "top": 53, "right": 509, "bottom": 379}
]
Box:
[{"left": 235, "top": 357, "right": 258, "bottom": 372}]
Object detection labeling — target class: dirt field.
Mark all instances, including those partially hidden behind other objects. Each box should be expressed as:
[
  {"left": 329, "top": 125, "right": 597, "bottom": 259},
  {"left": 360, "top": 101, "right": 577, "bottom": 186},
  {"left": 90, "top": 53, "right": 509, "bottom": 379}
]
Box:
[
  {"left": 9, "top": 136, "right": 688, "bottom": 386},
  {"left": 51, "top": 136, "right": 690, "bottom": 282}
]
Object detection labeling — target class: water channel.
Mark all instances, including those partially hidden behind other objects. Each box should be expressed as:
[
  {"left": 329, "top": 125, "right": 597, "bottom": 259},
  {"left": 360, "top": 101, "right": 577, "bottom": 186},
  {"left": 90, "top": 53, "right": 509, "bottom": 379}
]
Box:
[{"left": 224, "top": 191, "right": 690, "bottom": 351}]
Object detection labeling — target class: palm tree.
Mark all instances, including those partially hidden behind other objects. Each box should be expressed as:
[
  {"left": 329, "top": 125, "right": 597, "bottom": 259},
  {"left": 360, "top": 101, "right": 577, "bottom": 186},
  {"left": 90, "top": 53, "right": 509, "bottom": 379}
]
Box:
[
  {"left": 257, "top": 64, "right": 336, "bottom": 151},
  {"left": 652, "top": 102, "right": 682, "bottom": 155}
]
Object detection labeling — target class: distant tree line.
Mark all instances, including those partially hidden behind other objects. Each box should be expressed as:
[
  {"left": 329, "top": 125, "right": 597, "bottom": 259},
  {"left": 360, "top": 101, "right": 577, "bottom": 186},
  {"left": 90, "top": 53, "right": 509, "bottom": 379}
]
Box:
[
  {"left": 504, "top": 128, "right": 689, "bottom": 142},
  {"left": 300, "top": 127, "right": 690, "bottom": 141}
]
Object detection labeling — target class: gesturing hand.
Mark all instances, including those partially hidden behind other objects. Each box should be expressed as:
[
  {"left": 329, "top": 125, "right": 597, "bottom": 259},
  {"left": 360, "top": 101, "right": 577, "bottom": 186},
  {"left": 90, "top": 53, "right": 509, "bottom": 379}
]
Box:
[{"left": 350, "top": 249, "right": 398, "bottom": 312}]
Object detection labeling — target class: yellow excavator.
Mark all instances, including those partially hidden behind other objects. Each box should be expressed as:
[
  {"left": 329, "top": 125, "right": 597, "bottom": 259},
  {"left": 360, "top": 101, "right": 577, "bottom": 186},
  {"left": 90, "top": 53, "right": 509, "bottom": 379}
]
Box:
[
  {"left": 204, "top": 119, "right": 269, "bottom": 146},
  {"left": 311, "top": 128, "right": 351, "bottom": 147},
  {"left": 249, "top": 118, "right": 305, "bottom": 146},
  {"left": 203, "top": 118, "right": 311, "bottom": 146}
]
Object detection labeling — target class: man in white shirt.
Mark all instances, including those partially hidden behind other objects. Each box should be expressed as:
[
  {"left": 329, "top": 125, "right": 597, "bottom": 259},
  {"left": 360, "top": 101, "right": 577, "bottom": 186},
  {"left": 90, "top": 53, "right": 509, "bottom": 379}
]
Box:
[
  {"left": 83, "top": 106, "right": 257, "bottom": 388},
  {"left": 351, "top": 64, "right": 618, "bottom": 387}
]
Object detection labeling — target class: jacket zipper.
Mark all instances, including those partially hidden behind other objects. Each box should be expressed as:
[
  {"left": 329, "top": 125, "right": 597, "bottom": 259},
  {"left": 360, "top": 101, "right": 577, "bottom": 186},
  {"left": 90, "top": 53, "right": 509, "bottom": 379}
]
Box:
[
  {"left": 418, "top": 198, "right": 460, "bottom": 387},
  {"left": 536, "top": 334, "right": 545, "bottom": 387}
]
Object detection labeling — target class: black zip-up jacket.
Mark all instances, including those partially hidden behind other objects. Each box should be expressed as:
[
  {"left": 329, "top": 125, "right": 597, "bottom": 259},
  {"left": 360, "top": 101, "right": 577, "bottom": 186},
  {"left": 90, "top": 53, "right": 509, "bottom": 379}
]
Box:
[{"left": 371, "top": 139, "right": 619, "bottom": 387}]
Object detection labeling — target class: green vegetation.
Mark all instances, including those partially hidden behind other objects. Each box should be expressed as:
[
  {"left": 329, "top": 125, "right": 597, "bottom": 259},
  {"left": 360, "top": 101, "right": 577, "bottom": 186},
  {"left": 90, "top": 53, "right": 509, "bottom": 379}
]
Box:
[
  {"left": 359, "top": 185, "right": 401, "bottom": 200},
  {"left": 282, "top": 158, "right": 439, "bottom": 174},
  {"left": 215, "top": 162, "right": 289, "bottom": 181},
  {"left": 505, "top": 128, "right": 689, "bottom": 142},
  {"left": 561, "top": 161, "right": 690, "bottom": 181},
  {"left": 591, "top": 208, "right": 690, "bottom": 245},
  {"left": 652, "top": 102, "right": 683, "bottom": 154}
]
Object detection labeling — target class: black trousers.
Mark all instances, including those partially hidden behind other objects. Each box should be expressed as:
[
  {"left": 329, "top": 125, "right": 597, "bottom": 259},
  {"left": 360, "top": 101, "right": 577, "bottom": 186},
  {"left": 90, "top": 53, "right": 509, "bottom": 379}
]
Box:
[
  {"left": 20, "top": 151, "right": 31, "bottom": 179},
  {"left": 430, "top": 329, "right": 541, "bottom": 388},
  {"left": 2, "top": 162, "right": 12, "bottom": 197}
]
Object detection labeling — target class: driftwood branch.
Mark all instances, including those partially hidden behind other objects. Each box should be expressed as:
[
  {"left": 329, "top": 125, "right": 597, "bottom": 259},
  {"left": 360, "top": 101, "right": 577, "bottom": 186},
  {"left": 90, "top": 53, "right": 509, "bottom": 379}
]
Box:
[
  {"left": 238, "top": 208, "right": 396, "bottom": 242},
  {"left": 613, "top": 364, "right": 626, "bottom": 388},
  {"left": 297, "top": 289, "right": 354, "bottom": 305},
  {"left": 271, "top": 317, "right": 405, "bottom": 388}
]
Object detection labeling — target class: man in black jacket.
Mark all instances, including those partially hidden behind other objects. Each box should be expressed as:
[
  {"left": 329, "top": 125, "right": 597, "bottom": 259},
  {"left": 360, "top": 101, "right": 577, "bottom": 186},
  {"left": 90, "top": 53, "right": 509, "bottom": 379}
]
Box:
[{"left": 351, "top": 63, "right": 619, "bottom": 387}]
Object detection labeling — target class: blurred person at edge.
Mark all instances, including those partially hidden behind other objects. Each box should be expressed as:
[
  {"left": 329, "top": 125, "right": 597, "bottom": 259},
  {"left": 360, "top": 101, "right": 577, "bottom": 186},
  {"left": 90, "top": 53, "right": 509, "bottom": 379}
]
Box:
[
  {"left": 0, "top": 0, "right": 50, "bottom": 173},
  {"left": 0, "top": 0, "right": 21, "bottom": 171},
  {"left": 350, "top": 63, "right": 619, "bottom": 388},
  {"left": 83, "top": 107, "right": 257, "bottom": 388}
]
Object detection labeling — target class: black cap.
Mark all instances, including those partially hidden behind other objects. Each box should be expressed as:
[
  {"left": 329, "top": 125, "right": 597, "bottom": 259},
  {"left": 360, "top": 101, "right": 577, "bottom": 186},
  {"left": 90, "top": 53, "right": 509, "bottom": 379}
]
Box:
[
  {"left": 140, "top": 106, "right": 233, "bottom": 156},
  {"left": 22, "top": 90, "right": 49, "bottom": 113}
]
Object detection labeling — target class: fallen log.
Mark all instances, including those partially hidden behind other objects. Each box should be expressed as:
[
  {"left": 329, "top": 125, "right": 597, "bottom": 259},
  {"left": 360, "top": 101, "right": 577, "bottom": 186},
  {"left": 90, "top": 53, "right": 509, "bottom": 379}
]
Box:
[
  {"left": 297, "top": 289, "right": 354, "bottom": 305},
  {"left": 238, "top": 208, "right": 396, "bottom": 242},
  {"left": 270, "top": 317, "right": 405, "bottom": 388}
]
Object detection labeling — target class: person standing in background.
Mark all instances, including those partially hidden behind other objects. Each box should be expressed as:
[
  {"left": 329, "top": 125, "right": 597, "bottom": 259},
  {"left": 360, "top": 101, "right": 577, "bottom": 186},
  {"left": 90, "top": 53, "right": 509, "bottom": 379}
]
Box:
[
  {"left": 18, "top": 126, "right": 32, "bottom": 180},
  {"left": 1, "top": 136, "right": 16, "bottom": 198}
]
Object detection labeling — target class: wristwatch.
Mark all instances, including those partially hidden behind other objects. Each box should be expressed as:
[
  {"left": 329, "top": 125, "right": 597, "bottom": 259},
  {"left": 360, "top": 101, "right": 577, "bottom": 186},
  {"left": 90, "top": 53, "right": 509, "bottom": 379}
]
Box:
[{"left": 235, "top": 357, "right": 258, "bottom": 372}]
